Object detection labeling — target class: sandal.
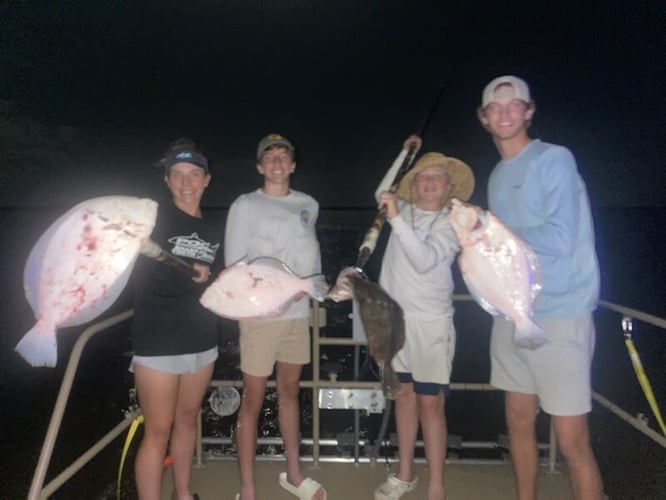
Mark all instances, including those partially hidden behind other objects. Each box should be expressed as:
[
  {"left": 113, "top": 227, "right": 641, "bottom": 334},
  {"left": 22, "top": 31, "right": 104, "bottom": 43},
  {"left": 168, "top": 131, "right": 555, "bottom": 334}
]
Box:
[
  {"left": 374, "top": 474, "right": 418, "bottom": 500},
  {"left": 278, "top": 472, "right": 327, "bottom": 499}
]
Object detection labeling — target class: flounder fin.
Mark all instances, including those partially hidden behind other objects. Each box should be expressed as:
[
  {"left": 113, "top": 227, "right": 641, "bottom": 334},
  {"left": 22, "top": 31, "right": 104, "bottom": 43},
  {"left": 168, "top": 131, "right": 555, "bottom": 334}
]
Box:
[
  {"left": 462, "top": 273, "right": 500, "bottom": 316},
  {"left": 514, "top": 319, "right": 548, "bottom": 350},
  {"left": 304, "top": 274, "right": 330, "bottom": 302},
  {"left": 227, "top": 256, "right": 249, "bottom": 268},
  {"left": 248, "top": 256, "right": 297, "bottom": 276},
  {"left": 15, "top": 321, "right": 58, "bottom": 367}
]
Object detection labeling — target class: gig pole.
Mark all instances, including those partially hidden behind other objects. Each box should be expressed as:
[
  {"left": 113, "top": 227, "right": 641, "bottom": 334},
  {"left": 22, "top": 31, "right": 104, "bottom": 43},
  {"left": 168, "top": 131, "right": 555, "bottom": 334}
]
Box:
[{"left": 355, "top": 83, "right": 447, "bottom": 270}]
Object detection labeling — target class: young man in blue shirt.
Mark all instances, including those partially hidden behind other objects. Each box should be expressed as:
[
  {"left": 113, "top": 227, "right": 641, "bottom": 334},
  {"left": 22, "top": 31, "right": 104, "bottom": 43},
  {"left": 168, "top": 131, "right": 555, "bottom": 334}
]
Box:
[{"left": 478, "top": 76, "right": 604, "bottom": 500}]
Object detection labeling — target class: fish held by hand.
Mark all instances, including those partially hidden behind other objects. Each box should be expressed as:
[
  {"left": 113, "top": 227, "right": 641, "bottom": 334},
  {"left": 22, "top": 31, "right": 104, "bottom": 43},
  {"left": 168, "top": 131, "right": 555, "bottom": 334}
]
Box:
[
  {"left": 17, "top": 196, "right": 158, "bottom": 367},
  {"left": 200, "top": 257, "right": 329, "bottom": 320},
  {"left": 449, "top": 198, "right": 547, "bottom": 350},
  {"left": 327, "top": 267, "right": 406, "bottom": 398}
]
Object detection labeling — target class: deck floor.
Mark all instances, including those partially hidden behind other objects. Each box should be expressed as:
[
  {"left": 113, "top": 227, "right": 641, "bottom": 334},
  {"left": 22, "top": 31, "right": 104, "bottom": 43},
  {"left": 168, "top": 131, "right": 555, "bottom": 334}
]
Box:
[{"left": 161, "top": 460, "right": 573, "bottom": 499}]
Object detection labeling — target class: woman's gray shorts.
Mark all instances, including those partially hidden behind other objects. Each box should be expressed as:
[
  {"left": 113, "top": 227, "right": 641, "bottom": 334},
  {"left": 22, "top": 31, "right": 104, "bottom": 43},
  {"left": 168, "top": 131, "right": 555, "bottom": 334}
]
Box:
[{"left": 129, "top": 347, "right": 218, "bottom": 374}]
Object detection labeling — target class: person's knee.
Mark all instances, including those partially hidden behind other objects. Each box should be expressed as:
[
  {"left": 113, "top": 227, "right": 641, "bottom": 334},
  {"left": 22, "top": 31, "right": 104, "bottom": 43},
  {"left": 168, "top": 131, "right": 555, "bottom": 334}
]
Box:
[
  {"left": 239, "top": 390, "right": 265, "bottom": 416},
  {"left": 237, "top": 381, "right": 267, "bottom": 416},
  {"left": 553, "top": 415, "right": 595, "bottom": 462},
  {"left": 416, "top": 394, "right": 444, "bottom": 415},
  {"left": 174, "top": 406, "right": 200, "bottom": 427},
  {"left": 505, "top": 404, "right": 536, "bottom": 431},
  {"left": 277, "top": 379, "right": 300, "bottom": 401},
  {"left": 557, "top": 429, "right": 593, "bottom": 462},
  {"left": 143, "top": 422, "right": 172, "bottom": 445},
  {"left": 392, "top": 388, "right": 416, "bottom": 415},
  {"left": 276, "top": 371, "right": 301, "bottom": 400}
]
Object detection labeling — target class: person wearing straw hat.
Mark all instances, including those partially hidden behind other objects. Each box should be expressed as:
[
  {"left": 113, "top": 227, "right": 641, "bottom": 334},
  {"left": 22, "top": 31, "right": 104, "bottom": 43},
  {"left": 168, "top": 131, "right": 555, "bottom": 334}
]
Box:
[
  {"left": 478, "top": 75, "right": 604, "bottom": 500},
  {"left": 373, "top": 135, "right": 475, "bottom": 500}
]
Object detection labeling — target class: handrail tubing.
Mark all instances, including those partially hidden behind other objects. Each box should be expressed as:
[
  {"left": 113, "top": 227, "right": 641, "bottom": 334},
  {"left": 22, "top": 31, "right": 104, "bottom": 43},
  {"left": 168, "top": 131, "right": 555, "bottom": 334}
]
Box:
[
  {"left": 27, "top": 297, "right": 665, "bottom": 498},
  {"left": 598, "top": 300, "right": 666, "bottom": 329},
  {"left": 27, "top": 309, "right": 135, "bottom": 500},
  {"left": 41, "top": 409, "right": 141, "bottom": 498}
]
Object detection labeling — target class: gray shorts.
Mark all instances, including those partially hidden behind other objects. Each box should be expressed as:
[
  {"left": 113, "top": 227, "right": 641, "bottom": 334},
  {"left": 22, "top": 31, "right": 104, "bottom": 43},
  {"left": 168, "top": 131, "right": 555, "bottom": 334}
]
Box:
[
  {"left": 130, "top": 347, "right": 218, "bottom": 374},
  {"left": 490, "top": 314, "right": 596, "bottom": 416},
  {"left": 391, "top": 313, "right": 456, "bottom": 387}
]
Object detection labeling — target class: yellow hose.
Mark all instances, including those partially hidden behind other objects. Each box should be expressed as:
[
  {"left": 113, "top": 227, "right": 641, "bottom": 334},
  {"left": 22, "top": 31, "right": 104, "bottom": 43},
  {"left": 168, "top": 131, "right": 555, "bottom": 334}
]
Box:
[
  {"left": 117, "top": 415, "right": 144, "bottom": 500},
  {"left": 625, "top": 338, "right": 666, "bottom": 437}
]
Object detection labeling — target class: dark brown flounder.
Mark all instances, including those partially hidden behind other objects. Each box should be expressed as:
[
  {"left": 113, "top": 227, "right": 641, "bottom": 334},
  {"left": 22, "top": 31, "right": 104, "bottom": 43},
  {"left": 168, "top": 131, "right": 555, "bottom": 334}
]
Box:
[{"left": 348, "top": 276, "right": 405, "bottom": 399}]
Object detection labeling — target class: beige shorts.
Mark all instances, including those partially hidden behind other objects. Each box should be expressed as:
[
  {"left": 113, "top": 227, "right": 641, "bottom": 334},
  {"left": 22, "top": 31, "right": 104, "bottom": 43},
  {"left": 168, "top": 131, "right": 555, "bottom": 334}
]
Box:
[
  {"left": 490, "top": 314, "right": 596, "bottom": 416},
  {"left": 239, "top": 317, "right": 311, "bottom": 377}
]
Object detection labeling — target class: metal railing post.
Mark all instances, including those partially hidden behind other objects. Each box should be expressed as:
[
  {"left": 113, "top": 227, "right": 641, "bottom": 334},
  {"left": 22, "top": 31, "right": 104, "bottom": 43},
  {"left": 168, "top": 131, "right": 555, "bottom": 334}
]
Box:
[
  {"left": 311, "top": 301, "right": 321, "bottom": 467},
  {"left": 353, "top": 344, "right": 361, "bottom": 464},
  {"left": 27, "top": 309, "right": 134, "bottom": 500},
  {"left": 195, "top": 410, "right": 204, "bottom": 467},
  {"left": 548, "top": 418, "right": 558, "bottom": 473}
]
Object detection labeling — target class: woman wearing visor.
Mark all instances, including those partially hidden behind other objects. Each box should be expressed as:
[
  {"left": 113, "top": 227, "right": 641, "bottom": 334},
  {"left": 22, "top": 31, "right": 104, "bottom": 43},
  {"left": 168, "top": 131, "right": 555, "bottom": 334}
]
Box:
[{"left": 130, "top": 138, "right": 222, "bottom": 500}]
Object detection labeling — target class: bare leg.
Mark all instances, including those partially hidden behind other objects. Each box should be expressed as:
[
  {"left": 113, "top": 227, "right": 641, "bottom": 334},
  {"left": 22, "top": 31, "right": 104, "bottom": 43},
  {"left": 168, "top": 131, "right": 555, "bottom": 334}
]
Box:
[
  {"left": 394, "top": 382, "right": 418, "bottom": 483},
  {"left": 276, "top": 361, "right": 325, "bottom": 500},
  {"left": 553, "top": 414, "right": 604, "bottom": 500},
  {"left": 170, "top": 362, "right": 215, "bottom": 500},
  {"left": 236, "top": 373, "right": 268, "bottom": 500},
  {"left": 134, "top": 365, "right": 178, "bottom": 500},
  {"left": 505, "top": 391, "right": 539, "bottom": 500},
  {"left": 417, "top": 391, "right": 447, "bottom": 500}
]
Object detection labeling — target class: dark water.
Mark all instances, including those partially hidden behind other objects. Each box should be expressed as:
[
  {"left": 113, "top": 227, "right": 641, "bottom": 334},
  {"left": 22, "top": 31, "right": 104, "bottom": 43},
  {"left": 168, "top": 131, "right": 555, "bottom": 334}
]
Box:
[{"left": 1, "top": 207, "right": 664, "bottom": 499}]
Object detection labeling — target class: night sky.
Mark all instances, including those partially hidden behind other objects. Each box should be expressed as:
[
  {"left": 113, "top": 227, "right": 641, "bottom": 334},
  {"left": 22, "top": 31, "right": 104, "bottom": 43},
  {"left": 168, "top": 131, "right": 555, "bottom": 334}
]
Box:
[{"left": 1, "top": 1, "right": 663, "bottom": 209}]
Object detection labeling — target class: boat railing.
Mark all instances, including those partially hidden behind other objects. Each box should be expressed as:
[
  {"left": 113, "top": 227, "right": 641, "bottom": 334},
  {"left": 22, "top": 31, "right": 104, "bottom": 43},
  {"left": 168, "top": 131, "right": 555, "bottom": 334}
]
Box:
[{"left": 26, "top": 298, "right": 666, "bottom": 499}]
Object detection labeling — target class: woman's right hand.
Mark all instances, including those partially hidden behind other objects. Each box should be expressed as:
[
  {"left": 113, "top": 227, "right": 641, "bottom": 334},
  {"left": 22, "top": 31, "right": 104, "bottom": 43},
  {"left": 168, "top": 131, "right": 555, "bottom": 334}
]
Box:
[{"left": 192, "top": 263, "right": 212, "bottom": 284}]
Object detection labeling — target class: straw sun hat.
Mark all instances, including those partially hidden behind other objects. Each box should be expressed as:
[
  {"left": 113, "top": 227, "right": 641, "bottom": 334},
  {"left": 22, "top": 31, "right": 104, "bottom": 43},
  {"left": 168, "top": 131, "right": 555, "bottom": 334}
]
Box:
[{"left": 395, "top": 152, "right": 475, "bottom": 204}]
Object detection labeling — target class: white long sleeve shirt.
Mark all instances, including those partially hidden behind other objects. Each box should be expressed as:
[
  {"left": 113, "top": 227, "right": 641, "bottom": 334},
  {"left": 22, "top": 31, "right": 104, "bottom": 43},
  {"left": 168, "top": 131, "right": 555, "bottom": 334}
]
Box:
[
  {"left": 376, "top": 149, "right": 460, "bottom": 317},
  {"left": 224, "top": 189, "right": 322, "bottom": 319}
]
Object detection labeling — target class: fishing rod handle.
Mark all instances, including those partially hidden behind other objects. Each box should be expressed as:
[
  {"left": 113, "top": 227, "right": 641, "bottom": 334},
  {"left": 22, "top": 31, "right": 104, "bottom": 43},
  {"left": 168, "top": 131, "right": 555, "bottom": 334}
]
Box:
[
  {"left": 358, "top": 226, "right": 381, "bottom": 255},
  {"left": 140, "top": 239, "right": 200, "bottom": 278},
  {"left": 387, "top": 143, "right": 418, "bottom": 193}
]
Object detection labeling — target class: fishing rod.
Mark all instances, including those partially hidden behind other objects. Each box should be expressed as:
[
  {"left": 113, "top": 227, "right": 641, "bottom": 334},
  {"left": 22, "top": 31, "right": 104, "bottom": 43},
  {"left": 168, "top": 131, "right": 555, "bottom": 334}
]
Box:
[
  {"left": 140, "top": 239, "right": 201, "bottom": 278},
  {"left": 355, "top": 82, "right": 447, "bottom": 270}
]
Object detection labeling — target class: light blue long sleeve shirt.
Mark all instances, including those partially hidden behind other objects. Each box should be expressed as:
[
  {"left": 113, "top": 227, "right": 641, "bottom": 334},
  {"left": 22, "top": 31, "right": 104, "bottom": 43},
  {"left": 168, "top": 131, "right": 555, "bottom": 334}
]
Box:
[{"left": 487, "top": 139, "right": 600, "bottom": 317}]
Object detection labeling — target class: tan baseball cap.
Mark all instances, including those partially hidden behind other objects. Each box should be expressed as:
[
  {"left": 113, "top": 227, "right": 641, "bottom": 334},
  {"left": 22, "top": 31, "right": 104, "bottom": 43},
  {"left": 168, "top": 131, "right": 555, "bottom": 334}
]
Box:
[
  {"left": 481, "top": 75, "right": 531, "bottom": 108},
  {"left": 256, "top": 133, "right": 294, "bottom": 160}
]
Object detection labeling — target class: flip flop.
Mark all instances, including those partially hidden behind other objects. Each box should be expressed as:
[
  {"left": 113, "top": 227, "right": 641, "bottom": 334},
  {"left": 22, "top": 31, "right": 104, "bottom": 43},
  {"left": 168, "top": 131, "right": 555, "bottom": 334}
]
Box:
[{"left": 278, "top": 472, "right": 327, "bottom": 500}]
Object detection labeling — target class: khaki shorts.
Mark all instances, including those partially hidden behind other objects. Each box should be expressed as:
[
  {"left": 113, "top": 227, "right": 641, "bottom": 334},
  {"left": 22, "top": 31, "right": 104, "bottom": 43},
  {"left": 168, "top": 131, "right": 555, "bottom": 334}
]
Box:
[
  {"left": 490, "top": 314, "right": 596, "bottom": 416},
  {"left": 239, "top": 317, "right": 311, "bottom": 377},
  {"left": 391, "top": 313, "right": 456, "bottom": 388}
]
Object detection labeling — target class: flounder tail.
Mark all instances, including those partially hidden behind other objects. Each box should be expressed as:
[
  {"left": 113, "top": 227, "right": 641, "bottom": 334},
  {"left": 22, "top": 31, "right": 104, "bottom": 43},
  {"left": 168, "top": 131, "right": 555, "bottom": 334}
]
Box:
[
  {"left": 514, "top": 318, "right": 548, "bottom": 350},
  {"left": 15, "top": 320, "right": 58, "bottom": 367},
  {"left": 379, "top": 362, "right": 402, "bottom": 400},
  {"left": 305, "top": 274, "right": 330, "bottom": 302}
]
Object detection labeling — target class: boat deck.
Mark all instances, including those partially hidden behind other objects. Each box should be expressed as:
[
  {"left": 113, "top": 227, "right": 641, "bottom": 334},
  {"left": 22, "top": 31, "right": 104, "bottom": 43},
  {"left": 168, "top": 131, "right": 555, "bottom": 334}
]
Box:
[{"left": 160, "top": 460, "right": 573, "bottom": 499}]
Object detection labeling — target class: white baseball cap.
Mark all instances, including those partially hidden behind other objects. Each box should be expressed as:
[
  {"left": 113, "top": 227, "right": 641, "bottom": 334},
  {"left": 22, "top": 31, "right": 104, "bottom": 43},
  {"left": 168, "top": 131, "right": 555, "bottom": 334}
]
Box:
[{"left": 481, "top": 75, "right": 531, "bottom": 108}]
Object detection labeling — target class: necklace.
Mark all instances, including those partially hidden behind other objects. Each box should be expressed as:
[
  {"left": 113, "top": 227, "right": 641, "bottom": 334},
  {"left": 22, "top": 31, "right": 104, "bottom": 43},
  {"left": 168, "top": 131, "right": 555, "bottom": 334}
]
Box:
[{"left": 410, "top": 203, "right": 446, "bottom": 233}]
